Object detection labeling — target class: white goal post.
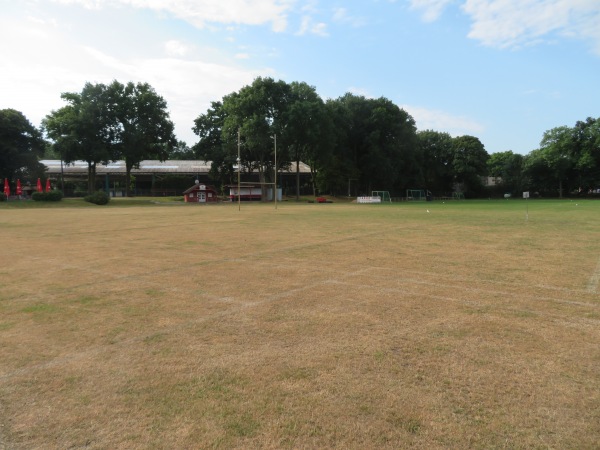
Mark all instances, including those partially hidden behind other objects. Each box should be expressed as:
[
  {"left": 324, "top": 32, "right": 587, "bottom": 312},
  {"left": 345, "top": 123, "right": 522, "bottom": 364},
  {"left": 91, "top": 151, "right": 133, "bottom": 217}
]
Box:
[
  {"left": 372, "top": 191, "right": 392, "bottom": 202},
  {"left": 406, "top": 189, "right": 425, "bottom": 201}
]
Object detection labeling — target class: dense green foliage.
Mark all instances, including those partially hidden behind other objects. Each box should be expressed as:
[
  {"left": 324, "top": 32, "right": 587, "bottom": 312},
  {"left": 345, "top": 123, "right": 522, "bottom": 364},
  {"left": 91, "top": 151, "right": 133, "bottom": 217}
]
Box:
[
  {"left": 43, "top": 83, "right": 114, "bottom": 194},
  {"left": 323, "top": 94, "right": 420, "bottom": 196},
  {"left": 109, "top": 81, "right": 177, "bottom": 196},
  {"left": 32, "top": 190, "right": 64, "bottom": 202},
  {"left": 417, "top": 131, "right": 490, "bottom": 197},
  {"left": 0, "top": 109, "right": 46, "bottom": 181},
  {"left": 487, "top": 151, "right": 526, "bottom": 196},
  {"left": 1, "top": 76, "right": 598, "bottom": 199},
  {"left": 84, "top": 191, "right": 110, "bottom": 205},
  {"left": 191, "top": 78, "right": 599, "bottom": 198},
  {"left": 43, "top": 81, "right": 176, "bottom": 195},
  {"left": 523, "top": 118, "right": 600, "bottom": 197},
  {"left": 193, "top": 78, "right": 490, "bottom": 197}
]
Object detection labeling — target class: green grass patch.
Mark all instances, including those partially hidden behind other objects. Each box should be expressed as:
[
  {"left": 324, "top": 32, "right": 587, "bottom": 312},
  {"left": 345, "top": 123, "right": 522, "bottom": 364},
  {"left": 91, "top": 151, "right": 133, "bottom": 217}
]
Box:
[
  {"left": 21, "top": 303, "right": 59, "bottom": 315},
  {"left": 0, "top": 322, "right": 15, "bottom": 332}
]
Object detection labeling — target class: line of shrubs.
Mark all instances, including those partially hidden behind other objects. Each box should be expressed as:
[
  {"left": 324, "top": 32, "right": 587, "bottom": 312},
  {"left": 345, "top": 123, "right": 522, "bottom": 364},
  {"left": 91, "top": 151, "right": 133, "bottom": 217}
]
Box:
[
  {"left": 32, "top": 190, "right": 64, "bottom": 202},
  {"left": 5, "top": 190, "right": 111, "bottom": 204}
]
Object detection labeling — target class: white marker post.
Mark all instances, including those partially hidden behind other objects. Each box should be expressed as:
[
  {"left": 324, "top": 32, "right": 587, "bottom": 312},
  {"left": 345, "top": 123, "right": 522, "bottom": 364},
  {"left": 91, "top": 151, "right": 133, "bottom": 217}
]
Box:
[{"left": 523, "top": 191, "right": 529, "bottom": 220}]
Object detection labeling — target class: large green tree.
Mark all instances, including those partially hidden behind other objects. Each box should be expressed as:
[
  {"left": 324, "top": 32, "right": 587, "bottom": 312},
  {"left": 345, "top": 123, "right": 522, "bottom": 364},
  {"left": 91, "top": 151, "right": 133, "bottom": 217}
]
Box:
[
  {"left": 0, "top": 109, "right": 46, "bottom": 183},
  {"left": 109, "top": 81, "right": 176, "bottom": 196},
  {"left": 537, "top": 125, "right": 575, "bottom": 198},
  {"left": 525, "top": 117, "right": 600, "bottom": 197},
  {"left": 523, "top": 149, "right": 556, "bottom": 196},
  {"left": 192, "top": 101, "right": 234, "bottom": 188},
  {"left": 487, "top": 150, "right": 526, "bottom": 196},
  {"left": 571, "top": 117, "right": 600, "bottom": 190},
  {"left": 417, "top": 130, "right": 454, "bottom": 194},
  {"left": 282, "top": 81, "right": 333, "bottom": 198},
  {"left": 44, "top": 81, "right": 176, "bottom": 195},
  {"left": 326, "top": 93, "right": 419, "bottom": 196},
  {"left": 194, "top": 77, "right": 294, "bottom": 200},
  {"left": 222, "top": 77, "right": 291, "bottom": 199},
  {"left": 451, "top": 135, "right": 489, "bottom": 196},
  {"left": 43, "top": 83, "right": 115, "bottom": 193}
]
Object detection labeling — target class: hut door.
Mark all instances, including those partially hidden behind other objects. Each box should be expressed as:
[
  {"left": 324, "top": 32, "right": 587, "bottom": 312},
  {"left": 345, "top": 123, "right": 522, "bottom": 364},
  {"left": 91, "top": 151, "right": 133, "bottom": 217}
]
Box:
[{"left": 198, "top": 192, "right": 206, "bottom": 203}]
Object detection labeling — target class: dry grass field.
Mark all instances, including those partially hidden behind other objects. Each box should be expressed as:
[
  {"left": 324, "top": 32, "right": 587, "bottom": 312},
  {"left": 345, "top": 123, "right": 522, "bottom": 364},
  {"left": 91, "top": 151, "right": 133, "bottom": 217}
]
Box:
[{"left": 1, "top": 198, "right": 599, "bottom": 449}]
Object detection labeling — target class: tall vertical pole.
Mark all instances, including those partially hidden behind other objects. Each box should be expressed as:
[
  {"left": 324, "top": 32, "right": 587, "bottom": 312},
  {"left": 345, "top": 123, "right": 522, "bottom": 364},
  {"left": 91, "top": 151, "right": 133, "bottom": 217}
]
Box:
[
  {"left": 237, "top": 129, "right": 241, "bottom": 211},
  {"left": 274, "top": 133, "right": 277, "bottom": 210},
  {"left": 60, "top": 159, "right": 65, "bottom": 193}
]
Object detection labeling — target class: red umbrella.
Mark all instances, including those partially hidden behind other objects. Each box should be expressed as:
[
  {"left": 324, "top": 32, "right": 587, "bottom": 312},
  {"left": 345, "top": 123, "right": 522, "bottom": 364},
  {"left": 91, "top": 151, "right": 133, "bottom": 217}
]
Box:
[
  {"left": 36, "top": 178, "right": 42, "bottom": 193},
  {"left": 3, "top": 178, "right": 9, "bottom": 198},
  {"left": 16, "top": 179, "right": 22, "bottom": 196},
  {"left": 45, "top": 179, "right": 51, "bottom": 193}
]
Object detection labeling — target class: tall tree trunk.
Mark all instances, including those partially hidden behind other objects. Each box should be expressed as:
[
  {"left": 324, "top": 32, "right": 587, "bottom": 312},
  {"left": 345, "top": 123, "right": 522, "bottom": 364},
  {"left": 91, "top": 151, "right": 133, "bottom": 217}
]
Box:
[
  {"left": 558, "top": 178, "right": 563, "bottom": 198},
  {"left": 87, "top": 161, "right": 96, "bottom": 194}
]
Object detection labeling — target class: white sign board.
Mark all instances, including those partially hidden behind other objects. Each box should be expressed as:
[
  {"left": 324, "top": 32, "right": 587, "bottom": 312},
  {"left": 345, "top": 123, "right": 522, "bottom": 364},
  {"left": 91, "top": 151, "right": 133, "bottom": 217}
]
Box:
[{"left": 523, "top": 191, "right": 530, "bottom": 199}]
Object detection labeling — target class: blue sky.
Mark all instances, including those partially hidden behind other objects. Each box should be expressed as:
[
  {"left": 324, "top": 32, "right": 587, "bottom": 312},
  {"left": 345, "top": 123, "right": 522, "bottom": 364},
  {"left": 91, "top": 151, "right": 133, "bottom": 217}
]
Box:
[{"left": 1, "top": 0, "right": 599, "bottom": 155}]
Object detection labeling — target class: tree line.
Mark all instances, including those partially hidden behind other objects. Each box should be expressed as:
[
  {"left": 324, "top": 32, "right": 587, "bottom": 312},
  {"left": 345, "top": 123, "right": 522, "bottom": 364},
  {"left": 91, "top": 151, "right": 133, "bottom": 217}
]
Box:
[
  {"left": 191, "top": 78, "right": 489, "bottom": 199},
  {"left": 1, "top": 76, "right": 599, "bottom": 198}
]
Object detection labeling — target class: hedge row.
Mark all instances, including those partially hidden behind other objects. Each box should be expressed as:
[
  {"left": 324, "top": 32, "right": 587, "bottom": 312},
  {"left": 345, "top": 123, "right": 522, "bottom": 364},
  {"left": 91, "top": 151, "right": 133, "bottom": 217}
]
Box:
[{"left": 32, "top": 191, "right": 64, "bottom": 202}]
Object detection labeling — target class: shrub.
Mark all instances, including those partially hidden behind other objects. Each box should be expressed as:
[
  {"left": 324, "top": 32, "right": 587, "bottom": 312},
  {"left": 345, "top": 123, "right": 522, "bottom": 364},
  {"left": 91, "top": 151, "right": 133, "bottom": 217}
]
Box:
[
  {"left": 31, "top": 190, "right": 64, "bottom": 202},
  {"left": 0, "top": 195, "right": 6, "bottom": 202},
  {"left": 84, "top": 191, "right": 110, "bottom": 205},
  {"left": 45, "top": 190, "right": 64, "bottom": 202}
]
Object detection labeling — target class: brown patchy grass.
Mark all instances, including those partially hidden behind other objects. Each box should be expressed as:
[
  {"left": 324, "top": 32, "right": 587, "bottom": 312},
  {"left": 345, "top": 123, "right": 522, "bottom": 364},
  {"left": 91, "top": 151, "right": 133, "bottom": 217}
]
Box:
[{"left": 1, "top": 199, "right": 599, "bottom": 448}]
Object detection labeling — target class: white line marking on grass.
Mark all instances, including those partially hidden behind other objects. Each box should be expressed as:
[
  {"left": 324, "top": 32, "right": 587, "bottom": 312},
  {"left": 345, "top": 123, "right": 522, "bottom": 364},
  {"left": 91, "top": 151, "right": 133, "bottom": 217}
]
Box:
[
  {"left": 358, "top": 269, "right": 599, "bottom": 308},
  {"left": 0, "top": 266, "right": 373, "bottom": 382},
  {"left": 361, "top": 265, "right": 598, "bottom": 297},
  {"left": 587, "top": 256, "right": 600, "bottom": 293}
]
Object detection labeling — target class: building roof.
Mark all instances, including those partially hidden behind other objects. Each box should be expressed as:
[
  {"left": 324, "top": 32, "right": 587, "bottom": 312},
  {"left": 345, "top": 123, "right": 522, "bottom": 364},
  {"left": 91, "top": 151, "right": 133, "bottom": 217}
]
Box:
[
  {"left": 183, "top": 183, "right": 217, "bottom": 194},
  {"left": 40, "top": 160, "right": 312, "bottom": 176},
  {"left": 40, "top": 160, "right": 211, "bottom": 175}
]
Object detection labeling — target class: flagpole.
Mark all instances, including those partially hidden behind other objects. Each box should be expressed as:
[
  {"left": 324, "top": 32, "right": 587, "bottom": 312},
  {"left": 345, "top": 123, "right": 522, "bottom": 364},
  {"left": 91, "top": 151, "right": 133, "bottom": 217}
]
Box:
[
  {"left": 274, "top": 133, "right": 277, "bottom": 210},
  {"left": 237, "top": 128, "right": 241, "bottom": 212}
]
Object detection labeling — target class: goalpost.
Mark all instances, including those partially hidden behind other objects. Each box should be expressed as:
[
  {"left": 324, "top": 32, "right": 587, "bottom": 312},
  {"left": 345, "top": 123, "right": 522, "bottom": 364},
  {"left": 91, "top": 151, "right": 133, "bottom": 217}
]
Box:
[
  {"left": 406, "top": 189, "right": 425, "bottom": 201},
  {"left": 372, "top": 191, "right": 392, "bottom": 203}
]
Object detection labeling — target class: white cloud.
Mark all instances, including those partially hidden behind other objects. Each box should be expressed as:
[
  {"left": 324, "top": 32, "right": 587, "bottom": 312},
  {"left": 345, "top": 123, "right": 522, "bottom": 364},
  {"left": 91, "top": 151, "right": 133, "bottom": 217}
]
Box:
[
  {"left": 297, "top": 15, "right": 329, "bottom": 36},
  {"left": 409, "top": 0, "right": 454, "bottom": 22},
  {"left": 52, "top": 0, "right": 294, "bottom": 32},
  {"left": 79, "top": 47, "right": 272, "bottom": 144},
  {"left": 402, "top": 104, "right": 485, "bottom": 136},
  {"left": 0, "top": 13, "right": 272, "bottom": 146},
  {"left": 462, "top": 0, "right": 600, "bottom": 53},
  {"left": 164, "top": 40, "right": 190, "bottom": 57},
  {"left": 332, "top": 7, "right": 367, "bottom": 27},
  {"left": 410, "top": 0, "right": 600, "bottom": 54}
]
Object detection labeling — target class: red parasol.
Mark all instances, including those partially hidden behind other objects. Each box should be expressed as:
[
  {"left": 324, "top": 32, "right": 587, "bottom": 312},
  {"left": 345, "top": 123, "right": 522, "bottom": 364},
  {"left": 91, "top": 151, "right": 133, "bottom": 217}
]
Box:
[
  {"left": 16, "top": 179, "right": 22, "bottom": 196},
  {"left": 3, "top": 178, "right": 9, "bottom": 198},
  {"left": 36, "top": 178, "right": 42, "bottom": 193},
  {"left": 45, "top": 179, "right": 51, "bottom": 193}
]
